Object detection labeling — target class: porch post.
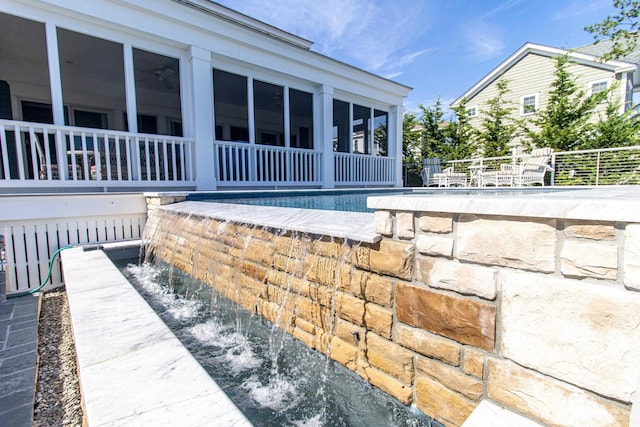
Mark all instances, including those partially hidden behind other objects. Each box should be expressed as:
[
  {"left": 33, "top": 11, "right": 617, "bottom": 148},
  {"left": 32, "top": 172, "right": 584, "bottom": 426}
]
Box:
[
  {"left": 189, "top": 45, "right": 216, "bottom": 190},
  {"left": 390, "top": 104, "right": 403, "bottom": 188},
  {"left": 44, "top": 22, "right": 64, "bottom": 126},
  {"left": 123, "top": 43, "right": 138, "bottom": 134},
  {"left": 318, "top": 85, "right": 334, "bottom": 188}
]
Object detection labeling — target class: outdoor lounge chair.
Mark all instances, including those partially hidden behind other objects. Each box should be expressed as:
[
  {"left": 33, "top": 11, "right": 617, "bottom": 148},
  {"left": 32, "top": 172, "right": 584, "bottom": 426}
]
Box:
[
  {"left": 420, "top": 158, "right": 442, "bottom": 186},
  {"left": 480, "top": 147, "right": 554, "bottom": 187},
  {"left": 420, "top": 158, "right": 468, "bottom": 187},
  {"left": 433, "top": 167, "right": 468, "bottom": 187},
  {"left": 513, "top": 147, "right": 554, "bottom": 186}
]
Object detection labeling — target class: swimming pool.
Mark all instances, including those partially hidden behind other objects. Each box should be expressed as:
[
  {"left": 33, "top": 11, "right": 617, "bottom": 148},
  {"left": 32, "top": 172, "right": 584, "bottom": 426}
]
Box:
[
  {"left": 187, "top": 187, "right": 575, "bottom": 213},
  {"left": 189, "top": 189, "right": 411, "bottom": 212}
]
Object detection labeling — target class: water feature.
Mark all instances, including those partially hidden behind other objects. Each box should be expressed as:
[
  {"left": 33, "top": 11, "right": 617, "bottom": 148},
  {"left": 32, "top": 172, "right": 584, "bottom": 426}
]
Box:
[{"left": 120, "top": 260, "right": 442, "bottom": 427}]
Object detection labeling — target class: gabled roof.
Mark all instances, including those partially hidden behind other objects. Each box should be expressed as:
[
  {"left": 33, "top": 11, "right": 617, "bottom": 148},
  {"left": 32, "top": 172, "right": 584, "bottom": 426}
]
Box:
[
  {"left": 574, "top": 36, "right": 640, "bottom": 64},
  {"left": 451, "top": 42, "right": 637, "bottom": 107}
]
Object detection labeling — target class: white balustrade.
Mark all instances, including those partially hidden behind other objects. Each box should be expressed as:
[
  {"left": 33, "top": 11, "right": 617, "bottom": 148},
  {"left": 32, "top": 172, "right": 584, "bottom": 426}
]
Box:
[
  {"left": 0, "top": 120, "right": 195, "bottom": 188},
  {"left": 334, "top": 152, "right": 395, "bottom": 185},
  {"left": 215, "top": 141, "right": 322, "bottom": 186}
]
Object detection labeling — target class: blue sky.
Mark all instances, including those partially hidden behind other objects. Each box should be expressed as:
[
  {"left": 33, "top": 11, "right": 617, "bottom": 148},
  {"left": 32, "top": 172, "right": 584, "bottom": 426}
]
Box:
[{"left": 215, "top": 0, "right": 619, "bottom": 113}]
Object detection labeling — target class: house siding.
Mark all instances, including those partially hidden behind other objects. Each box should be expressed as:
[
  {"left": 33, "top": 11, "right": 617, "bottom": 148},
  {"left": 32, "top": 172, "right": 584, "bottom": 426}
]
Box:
[{"left": 465, "top": 52, "right": 629, "bottom": 150}]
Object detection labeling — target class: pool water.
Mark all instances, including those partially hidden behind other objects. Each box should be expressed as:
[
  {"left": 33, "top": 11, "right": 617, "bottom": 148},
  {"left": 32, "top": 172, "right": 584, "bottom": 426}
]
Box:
[
  {"left": 121, "top": 261, "right": 442, "bottom": 427},
  {"left": 190, "top": 190, "right": 411, "bottom": 213}
]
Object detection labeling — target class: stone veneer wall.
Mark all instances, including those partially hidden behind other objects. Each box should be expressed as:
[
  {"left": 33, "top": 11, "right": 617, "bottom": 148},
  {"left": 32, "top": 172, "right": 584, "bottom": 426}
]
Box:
[{"left": 144, "top": 196, "right": 640, "bottom": 427}]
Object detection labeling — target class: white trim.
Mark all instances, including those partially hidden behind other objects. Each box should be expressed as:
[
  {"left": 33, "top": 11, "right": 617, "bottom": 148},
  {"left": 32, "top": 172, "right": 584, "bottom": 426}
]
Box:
[
  {"left": 467, "top": 105, "right": 478, "bottom": 117},
  {"left": 588, "top": 78, "right": 611, "bottom": 96},
  {"left": 520, "top": 94, "right": 538, "bottom": 116}
]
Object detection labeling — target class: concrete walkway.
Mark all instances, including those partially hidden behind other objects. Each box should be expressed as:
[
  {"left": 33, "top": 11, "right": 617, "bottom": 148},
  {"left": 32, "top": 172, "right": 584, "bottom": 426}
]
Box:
[{"left": 0, "top": 293, "right": 40, "bottom": 427}]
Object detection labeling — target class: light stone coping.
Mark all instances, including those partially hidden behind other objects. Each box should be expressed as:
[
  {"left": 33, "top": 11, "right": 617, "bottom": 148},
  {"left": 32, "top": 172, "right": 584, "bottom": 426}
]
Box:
[
  {"left": 160, "top": 201, "right": 381, "bottom": 243},
  {"left": 61, "top": 247, "right": 251, "bottom": 427},
  {"left": 368, "top": 186, "right": 640, "bottom": 222},
  {"left": 461, "top": 400, "right": 544, "bottom": 427}
]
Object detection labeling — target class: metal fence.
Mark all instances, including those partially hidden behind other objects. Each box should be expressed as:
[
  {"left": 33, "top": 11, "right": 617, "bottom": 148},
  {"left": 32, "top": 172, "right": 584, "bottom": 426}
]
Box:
[{"left": 412, "top": 145, "right": 640, "bottom": 187}]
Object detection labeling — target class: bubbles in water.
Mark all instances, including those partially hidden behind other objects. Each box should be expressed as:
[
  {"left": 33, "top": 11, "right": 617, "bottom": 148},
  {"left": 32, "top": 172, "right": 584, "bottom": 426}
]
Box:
[
  {"left": 242, "top": 374, "right": 301, "bottom": 412},
  {"left": 188, "top": 320, "right": 262, "bottom": 374},
  {"left": 292, "top": 413, "right": 323, "bottom": 427},
  {"left": 126, "top": 263, "right": 202, "bottom": 321}
]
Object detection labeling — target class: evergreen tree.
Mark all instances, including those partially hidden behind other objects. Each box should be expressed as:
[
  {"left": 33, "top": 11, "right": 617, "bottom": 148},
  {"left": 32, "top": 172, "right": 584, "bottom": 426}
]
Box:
[
  {"left": 402, "top": 111, "right": 422, "bottom": 165},
  {"left": 588, "top": 95, "right": 640, "bottom": 148},
  {"left": 418, "top": 98, "right": 447, "bottom": 159},
  {"left": 443, "top": 98, "right": 477, "bottom": 160},
  {"left": 585, "top": 0, "right": 640, "bottom": 61},
  {"left": 476, "top": 78, "right": 517, "bottom": 158},
  {"left": 524, "top": 54, "right": 609, "bottom": 151}
]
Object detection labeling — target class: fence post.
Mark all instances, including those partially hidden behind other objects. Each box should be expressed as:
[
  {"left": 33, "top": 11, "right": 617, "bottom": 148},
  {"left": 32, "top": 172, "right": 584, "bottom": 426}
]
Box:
[{"left": 596, "top": 151, "right": 601, "bottom": 186}]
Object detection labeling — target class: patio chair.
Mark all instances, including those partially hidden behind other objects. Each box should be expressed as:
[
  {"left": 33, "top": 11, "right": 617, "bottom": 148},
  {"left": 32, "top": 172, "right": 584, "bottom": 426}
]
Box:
[
  {"left": 420, "top": 158, "right": 442, "bottom": 186},
  {"left": 513, "top": 147, "right": 554, "bottom": 186},
  {"left": 479, "top": 163, "right": 517, "bottom": 187},
  {"left": 433, "top": 166, "right": 468, "bottom": 187},
  {"left": 479, "top": 147, "right": 554, "bottom": 187}
]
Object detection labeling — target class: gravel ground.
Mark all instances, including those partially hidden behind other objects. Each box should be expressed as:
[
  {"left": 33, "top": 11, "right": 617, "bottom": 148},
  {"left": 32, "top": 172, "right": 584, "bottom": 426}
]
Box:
[{"left": 33, "top": 288, "right": 83, "bottom": 426}]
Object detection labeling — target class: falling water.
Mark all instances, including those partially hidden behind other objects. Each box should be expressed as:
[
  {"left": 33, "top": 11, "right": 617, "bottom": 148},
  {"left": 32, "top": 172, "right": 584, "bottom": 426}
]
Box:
[
  {"left": 122, "top": 261, "right": 439, "bottom": 427},
  {"left": 134, "top": 209, "right": 443, "bottom": 427}
]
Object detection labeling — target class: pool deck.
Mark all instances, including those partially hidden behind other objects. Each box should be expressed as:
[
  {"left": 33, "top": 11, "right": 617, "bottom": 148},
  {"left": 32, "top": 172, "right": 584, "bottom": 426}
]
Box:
[{"left": 0, "top": 293, "right": 40, "bottom": 427}]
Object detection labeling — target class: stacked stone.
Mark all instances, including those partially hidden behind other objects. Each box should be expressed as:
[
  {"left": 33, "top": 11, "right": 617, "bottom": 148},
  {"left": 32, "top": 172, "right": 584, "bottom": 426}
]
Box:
[
  {"left": 144, "top": 195, "right": 640, "bottom": 427},
  {"left": 376, "top": 210, "right": 638, "bottom": 427}
]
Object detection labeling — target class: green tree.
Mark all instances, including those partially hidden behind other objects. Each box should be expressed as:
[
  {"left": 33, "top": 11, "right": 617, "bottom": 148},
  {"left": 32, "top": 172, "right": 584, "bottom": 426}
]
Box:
[
  {"left": 523, "top": 54, "right": 609, "bottom": 151},
  {"left": 443, "top": 98, "right": 477, "bottom": 160},
  {"left": 588, "top": 95, "right": 640, "bottom": 148},
  {"left": 402, "top": 111, "right": 422, "bottom": 165},
  {"left": 418, "top": 98, "right": 448, "bottom": 159},
  {"left": 585, "top": 0, "right": 640, "bottom": 60},
  {"left": 476, "top": 78, "right": 518, "bottom": 158}
]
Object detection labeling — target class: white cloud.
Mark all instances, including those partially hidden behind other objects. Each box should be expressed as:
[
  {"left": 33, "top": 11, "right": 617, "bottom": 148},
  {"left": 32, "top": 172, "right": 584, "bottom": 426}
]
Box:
[
  {"left": 464, "top": 23, "right": 506, "bottom": 62},
  {"left": 552, "top": 0, "right": 610, "bottom": 21},
  {"left": 215, "top": 0, "right": 429, "bottom": 77}
]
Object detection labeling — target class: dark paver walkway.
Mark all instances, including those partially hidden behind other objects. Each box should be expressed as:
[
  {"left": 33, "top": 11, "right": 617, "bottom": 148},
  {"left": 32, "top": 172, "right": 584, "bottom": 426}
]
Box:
[{"left": 0, "top": 294, "right": 40, "bottom": 427}]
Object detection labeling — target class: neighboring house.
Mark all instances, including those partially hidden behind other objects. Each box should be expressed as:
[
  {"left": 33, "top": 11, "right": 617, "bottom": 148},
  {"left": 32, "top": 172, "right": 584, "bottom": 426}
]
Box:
[
  {"left": 452, "top": 40, "right": 640, "bottom": 150},
  {"left": 0, "top": 0, "right": 411, "bottom": 193}
]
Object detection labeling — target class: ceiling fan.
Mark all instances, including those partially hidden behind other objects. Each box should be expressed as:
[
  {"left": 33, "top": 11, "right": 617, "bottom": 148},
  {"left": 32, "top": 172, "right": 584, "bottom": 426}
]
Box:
[{"left": 136, "top": 65, "right": 178, "bottom": 90}]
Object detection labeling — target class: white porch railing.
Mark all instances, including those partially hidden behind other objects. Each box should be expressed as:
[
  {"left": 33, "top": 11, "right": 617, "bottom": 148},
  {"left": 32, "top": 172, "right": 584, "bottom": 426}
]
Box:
[
  {"left": 0, "top": 120, "right": 196, "bottom": 189},
  {"left": 334, "top": 152, "right": 395, "bottom": 185},
  {"left": 215, "top": 141, "right": 322, "bottom": 186}
]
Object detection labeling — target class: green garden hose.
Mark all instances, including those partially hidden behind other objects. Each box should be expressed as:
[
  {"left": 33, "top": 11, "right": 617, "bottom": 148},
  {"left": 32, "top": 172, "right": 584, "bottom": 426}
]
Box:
[{"left": 6, "top": 245, "right": 74, "bottom": 299}]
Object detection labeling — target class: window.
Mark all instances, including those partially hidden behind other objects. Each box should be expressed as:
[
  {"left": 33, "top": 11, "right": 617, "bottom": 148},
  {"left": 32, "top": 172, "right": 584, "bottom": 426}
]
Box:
[
  {"left": 74, "top": 109, "right": 108, "bottom": 129},
  {"left": 373, "top": 110, "right": 388, "bottom": 156},
  {"left": 352, "top": 104, "right": 370, "bottom": 154},
  {"left": 253, "top": 80, "right": 284, "bottom": 146},
  {"left": 590, "top": 79, "right": 609, "bottom": 95},
  {"left": 289, "top": 89, "right": 313, "bottom": 149},
  {"left": 57, "top": 28, "right": 126, "bottom": 131},
  {"left": 333, "top": 100, "right": 349, "bottom": 152},
  {"left": 213, "top": 69, "right": 249, "bottom": 142},
  {"left": 521, "top": 94, "right": 538, "bottom": 115},
  {"left": 133, "top": 49, "right": 181, "bottom": 136},
  {"left": 467, "top": 106, "right": 478, "bottom": 117}
]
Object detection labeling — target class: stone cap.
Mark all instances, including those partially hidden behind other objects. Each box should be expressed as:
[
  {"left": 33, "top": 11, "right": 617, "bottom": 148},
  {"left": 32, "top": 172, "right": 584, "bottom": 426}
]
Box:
[
  {"left": 159, "top": 201, "right": 381, "bottom": 243},
  {"left": 368, "top": 186, "right": 640, "bottom": 222}
]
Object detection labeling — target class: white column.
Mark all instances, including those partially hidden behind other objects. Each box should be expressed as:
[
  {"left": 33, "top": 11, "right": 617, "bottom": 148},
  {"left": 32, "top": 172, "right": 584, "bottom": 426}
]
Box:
[
  {"left": 389, "top": 104, "right": 403, "bottom": 187},
  {"left": 318, "top": 85, "right": 334, "bottom": 188},
  {"left": 45, "top": 22, "right": 64, "bottom": 126},
  {"left": 123, "top": 43, "right": 138, "bottom": 133},
  {"left": 189, "top": 45, "right": 216, "bottom": 190},
  {"left": 284, "top": 86, "right": 290, "bottom": 148}
]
